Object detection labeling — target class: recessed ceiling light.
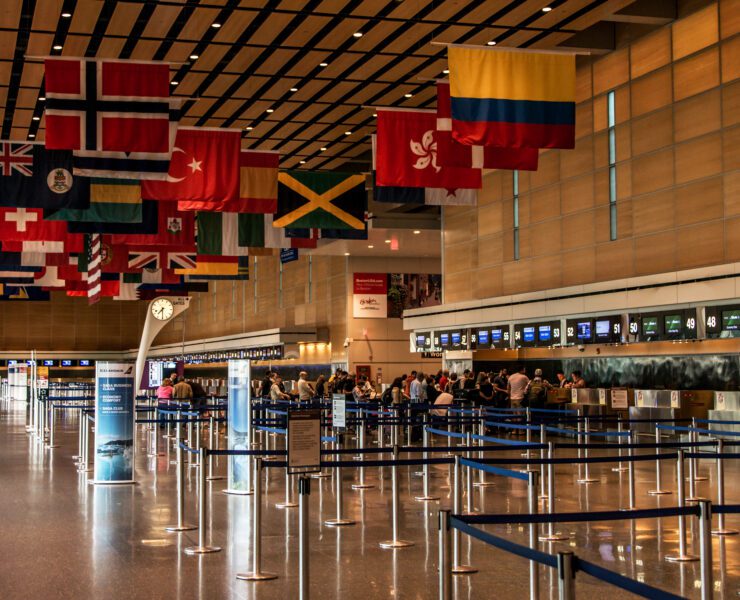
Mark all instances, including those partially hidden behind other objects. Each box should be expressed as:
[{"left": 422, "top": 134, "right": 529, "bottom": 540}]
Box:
[
  {"left": 53, "top": 45, "right": 62, "bottom": 50},
  {"left": 32, "top": 116, "right": 40, "bottom": 121},
  {"left": 344, "top": 252, "right": 350, "bottom": 256},
  {"left": 367, "top": 245, "right": 374, "bottom": 249},
  {"left": 38, "top": 96, "right": 45, "bottom": 101},
  {"left": 353, "top": 32, "right": 363, "bottom": 38},
  {"left": 320, "top": 147, "right": 327, "bottom": 151},
  {"left": 61, "top": 12, "right": 72, "bottom": 18},
  {"left": 443, "top": 69, "right": 449, "bottom": 74},
  {"left": 290, "top": 87, "right": 298, "bottom": 92},
  {"left": 189, "top": 54, "right": 199, "bottom": 60},
  {"left": 344, "top": 131, "right": 351, "bottom": 135},
  {"left": 404, "top": 93, "right": 413, "bottom": 98},
  {"left": 211, "top": 22, "right": 222, "bottom": 28},
  {"left": 413, "top": 230, "right": 421, "bottom": 234},
  {"left": 28, "top": 134, "right": 35, "bottom": 138},
  {"left": 266, "top": 108, "right": 274, "bottom": 113},
  {"left": 319, "top": 62, "right": 328, "bottom": 67},
  {"left": 300, "top": 160, "right": 306, "bottom": 164},
  {"left": 372, "top": 113, "right": 377, "bottom": 117},
  {"left": 245, "top": 126, "right": 253, "bottom": 131},
  {"left": 170, "top": 81, "right": 178, "bottom": 85},
  {"left": 487, "top": 40, "right": 497, "bottom": 46},
  {"left": 384, "top": 239, "right": 391, "bottom": 244},
  {"left": 542, "top": 6, "right": 552, "bottom": 12}
]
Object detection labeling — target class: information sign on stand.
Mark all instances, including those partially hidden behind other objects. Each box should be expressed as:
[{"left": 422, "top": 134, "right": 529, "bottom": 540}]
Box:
[
  {"left": 93, "top": 362, "right": 135, "bottom": 484},
  {"left": 37, "top": 366, "right": 49, "bottom": 403},
  {"left": 226, "top": 359, "right": 251, "bottom": 494},
  {"left": 332, "top": 393, "right": 346, "bottom": 430},
  {"left": 611, "top": 389, "right": 629, "bottom": 410},
  {"left": 670, "top": 390, "right": 680, "bottom": 409},
  {"left": 288, "top": 409, "right": 321, "bottom": 475}
]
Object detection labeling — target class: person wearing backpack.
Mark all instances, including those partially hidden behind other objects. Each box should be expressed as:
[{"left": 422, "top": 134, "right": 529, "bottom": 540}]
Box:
[{"left": 525, "top": 369, "right": 550, "bottom": 409}]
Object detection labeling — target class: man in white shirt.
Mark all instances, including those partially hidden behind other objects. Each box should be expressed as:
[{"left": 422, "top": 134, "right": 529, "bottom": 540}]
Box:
[
  {"left": 297, "top": 371, "right": 314, "bottom": 401},
  {"left": 431, "top": 391, "right": 454, "bottom": 416},
  {"left": 270, "top": 376, "right": 290, "bottom": 401},
  {"left": 507, "top": 366, "right": 530, "bottom": 409}
]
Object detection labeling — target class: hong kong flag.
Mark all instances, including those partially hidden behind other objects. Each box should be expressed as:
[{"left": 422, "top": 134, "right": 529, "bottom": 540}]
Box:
[
  {"left": 141, "top": 127, "right": 240, "bottom": 203},
  {"left": 44, "top": 59, "right": 171, "bottom": 153},
  {"left": 375, "top": 109, "right": 481, "bottom": 189}
]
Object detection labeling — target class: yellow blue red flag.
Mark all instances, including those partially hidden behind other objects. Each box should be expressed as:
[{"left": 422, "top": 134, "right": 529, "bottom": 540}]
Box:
[{"left": 448, "top": 46, "right": 576, "bottom": 149}]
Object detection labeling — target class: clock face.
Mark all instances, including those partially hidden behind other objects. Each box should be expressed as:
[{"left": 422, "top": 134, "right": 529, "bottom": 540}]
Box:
[{"left": 151, "top": 298, "right": 174, "bottom": 321}]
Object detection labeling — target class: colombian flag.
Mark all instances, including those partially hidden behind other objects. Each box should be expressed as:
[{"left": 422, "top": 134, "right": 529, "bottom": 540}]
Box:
[{"left": 449, "top": 46, "right": 576, "bottom": 149}]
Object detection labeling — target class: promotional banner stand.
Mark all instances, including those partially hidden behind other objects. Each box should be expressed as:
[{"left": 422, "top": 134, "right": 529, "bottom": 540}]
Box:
[{"left": 223, "top": 360, "right": 254, "bottom": 495}]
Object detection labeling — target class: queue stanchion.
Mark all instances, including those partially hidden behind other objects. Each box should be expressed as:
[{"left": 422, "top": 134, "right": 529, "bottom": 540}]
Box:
[
  {"left": 648, "top": 425, "right": 671, "bottom": 496},
  {"left": 623, "top": 431, "right": 637, "bottom": 511},
  {"left": 206, "top": 415, "right": 223, "bottom": 481},
  {"left": 277, "top": 468, "right": 298, "bottom": 509},
  {"left": 379, "top": 445, "right": 413, "bottom": 549},
  {"left": 184, "top": 447, "right": 222, "bottom": 555},
  {"left": 324, "top": 437, "right": 355, "bottom": 526},
  {"left": 192, "top": 413, "right": 202, "bottom": 469},
  {"left": 165, "top": 422, "right": 197, "bottom": 533},
  {"left": 450, "top": 455, "right": 476, "bottom": 572},
  {"left": 377, "top": 409, "right": 385, "bottom": 450},
  {"left": 576, "top": 417, "right": 597, "bottom": 484},
  {"left": 523, "top": 408, "right": 532, "bottom": 457},
  {"left": 611, "top": 420, "right": 628, "bottom": 472},
  {"left": 74, "top": 409, "right": 84, "bottom": 462},
  {"left": 465, "top": 432, "right": 474, "bottom": 514},
  {"left": 78, "top": 413, "right": 92, "bottom": 473},
  {"left": 666, "top": 449, "right": 699, "bottom": 562},
  {"left": 46, "top": 403, "right": 58, "bottom": 449},
  {"left": 691, "top": 418, "right": 708, "bottom": 482},
  {"left": 237, "top": 457, "right": 277, "bottom": 581},
  {"left": 416, "top": 418, "right": 439, "bottom": 501},
  {"left": 187, "top": 416, "right": 194, "bottom": 467},
  {"left": 712, "top": 439, "right": 737, "bottom": 536},
  {"left": 352, "top": 412, "right": 373, "bottom": 490},
  {"left": 438, "top": 509, "right": 452, "bottom": 600},
  {"left": 528, "top": 471, "right": 540, "bottom": 600},
  {"left": 557, "top": 551, "right": 576, "bottom": 600},
  {"left": 164, "top": 407, "right": 173, "bottom": 439},
  {"left": 697, "top": 499, "right": 714, "bottom": 600},
  {"left": 539, "top": 424, "right": 548, "bottom": 500},
  {"left": 353, "top": 408, "right": 365, "bottom": 460},
  {"left": 686, "top": 424, "right": 707, "bottom": 502},
  {"left": 298, "top": 476, "right": 311, "bottom": 600},
  {"left": 474, "top": 411, "right": 493, "bottom": 488},
  {"left": 540, "top": 442, "right": 568, "bottom": 542}
]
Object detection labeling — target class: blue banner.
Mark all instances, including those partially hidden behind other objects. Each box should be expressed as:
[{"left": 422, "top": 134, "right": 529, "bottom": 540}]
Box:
[
  {"left": 94, "top": 362, "right": 135, "bottom": 483},
  {"left": 226, "top": 359, "right": 251, "bottom": 493}
]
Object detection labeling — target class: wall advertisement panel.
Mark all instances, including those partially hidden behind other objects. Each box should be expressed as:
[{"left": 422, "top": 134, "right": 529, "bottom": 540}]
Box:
[
  {"left": 226, "top": 359, "right": 252, "bottom": 493},
  {"left": 94, "top": 362, "right": 135, "bottom": 484}
]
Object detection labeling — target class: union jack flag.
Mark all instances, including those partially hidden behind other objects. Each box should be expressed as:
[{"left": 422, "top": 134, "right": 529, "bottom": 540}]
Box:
[
  {"left": 128, "top": 249, "right": 196, "bottom": 271},
  {"left": 0, "top": 142, "right": 34, "bottom": 176},
  {"left": 168, "top": 252, "right": 197, "bottom": 270},
  {"left": 128, "top": 250, "right": 160, "bottom": 270}
]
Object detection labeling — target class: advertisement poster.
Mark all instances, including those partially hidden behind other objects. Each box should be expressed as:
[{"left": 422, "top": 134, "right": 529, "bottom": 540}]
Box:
[
  {"left": 94, "top": 362, "right": 135, "bottom": 483},
  {"left": 352, "top": 273, "right": 388, "bottom": 318},
  {"left": 227, "top": 359, "right": 251, "bottom": 493}
]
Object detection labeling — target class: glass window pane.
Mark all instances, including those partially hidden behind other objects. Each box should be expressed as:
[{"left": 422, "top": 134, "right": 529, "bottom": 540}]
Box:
[
  {"left": 608, "top": 129, "right": 616, "bottom": 164},
  {"left": 607, "top": 91, "right": 616, "bottom": 128}
]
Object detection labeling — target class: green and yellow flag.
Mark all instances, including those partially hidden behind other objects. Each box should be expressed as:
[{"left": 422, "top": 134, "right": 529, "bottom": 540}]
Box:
[
  {"left": 274, "top": 171, "right": 366, "bottom": 230},
  {"left": 45, "top": 178, "right": 142, "bottom": 223}
]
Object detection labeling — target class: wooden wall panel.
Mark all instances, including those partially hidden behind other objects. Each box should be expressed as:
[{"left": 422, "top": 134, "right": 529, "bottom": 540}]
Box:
[
  {"left": 634, "top": 231, "right": 676, "bottom": 275},
  {"left": 593, "top": 48, "right": 630, "bottom": 96},
  {"left": 726, "top": 216, "right": 740, "bottom": 261},
  {"left": 672, "top": 4, "right": 719, "bottom": 60},
  {"left": 674, "top": 133, "right": 722, "bottom": 184},
  {"left": 630, "top": 28, "right": 671, "bottom": 79},
  {"left": 721, "top": 36, "right": 740, "bottom": 82},
  {"left": 631, "top": 107, "right": 673, "bottom": 155},
  {"left": 631, "top": 189, "right": 676, "bottom": 235},
  {"left": 631, "top": 67, "right": 673, "bottom": 117},
  {"left": 673, "top": 47, "right": 720, "bottom": 100},
  {"left": 720, "top": 0, "right": 740, "bottom": 38},
  {"left": 725, "top": 171, "right": 740, "bottom": 217},
  {"left": 560, "top": 173, "right": 594, "bottom": 214},
  {"left": 674, "top": 88, "right": 722, "bottom": 141},
  {"left": 631, "top": 148, "right": 674, "bottom": 196},
  {"left": 676, "top": 221, "right": 725, "bottom": 268}
]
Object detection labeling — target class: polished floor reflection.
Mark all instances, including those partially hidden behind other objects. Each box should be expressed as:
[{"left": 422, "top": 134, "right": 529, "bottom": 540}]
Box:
[{"left": 1, "top": 403, "right": 738, "bottom": 599}]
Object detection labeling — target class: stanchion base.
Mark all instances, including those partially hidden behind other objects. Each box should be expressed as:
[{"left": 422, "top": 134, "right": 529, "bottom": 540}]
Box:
[
  {"left": 352, "top": 484, "right": 374, "bottom": 490},
  {"left": 45, "top": 444, "right": 60, "bottom": 449},
  {"left": 538, "top": 495, "right": 549, "bottom": 501},
  {"left": 473, "top": 482, "right": 496, "bottom": 487},
  {"left": 165, "top": 524, "right": 197, "bottom": 532},
  {"left": 665, "top": 554, "right": 699, "bottom": 562},
  {"left": 236, "top": 572, "right": 278, "bottom": 581},
  {"left": 685, "top": 496, "right": 709, "bottom": 503},
  {"left": 379, "top": 539, "right": 414, "bottom": 548},
  {"left": 611, "top": 466, "right": 629, "bottom": 472},
  {"left": 206, "top": 475, "right": 225, "bottom": 481},
  {"left": 184, "top": 545, "right": 222, "bottom": 555},
  {"left": 325, "top": 519, "right": 356, "bottom": 526},
  {"left": 647, "top": 489, "right": 672, "bottom": 495},
  {"left": 77, "top": 468, "right": 93, "bottom": 473},
  {"left": 311, "top": 472, "right": 330, "bottom": 479},
  {"left": 693, "top": 476, "right": 708, "bottom": 482},
  {"left": 276, "top": 501, "right": 298, "bottom": 509},
  {"left": 222, "top": 489, "right": 253, "bottom": 495},
  {"left": 619, "top": 507, "right": 639, "bottom": 512},
  {"left": 415, "top": 495, "right": 440, "bottom": 501},
  {"left": 539, "top": 534, "right": 569, "bottom": 542},
  {"left": 451, "top": 565, "right": 478, "bottom": 574},
  {"left": 577, "top": 478, "right": 598, "bottom": 484},
  {"left": 712, "top": 529, "right": 739, "bottom": 536}
]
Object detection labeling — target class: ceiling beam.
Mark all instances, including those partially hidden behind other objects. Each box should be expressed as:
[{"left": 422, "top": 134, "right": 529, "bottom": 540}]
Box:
[
  {"left": 602, "top": 0, "right": 676, "bottom": 25},
  {"left": 556, "top": 21, "right": 615, "bottom": 55}
]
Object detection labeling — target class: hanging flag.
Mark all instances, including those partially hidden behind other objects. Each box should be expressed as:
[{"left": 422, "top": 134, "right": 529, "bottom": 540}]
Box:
[
  {"left": 83, "top": 234, "right": 103, "bottom": 304},
  {"left": 0, "top": 208, "right": 76, "bottom": 241},
  {"left": 127, "top": 248, "right": 197, "bottom": 271},
  {"left": 0, "top": 285, "right": 51, "bottom": 301},
  {"left": 142, "top": 127, "right": 241, "bottom": 203},
  {"left": 45, "top": 178, "right": 142, "bottom": 223},
  {"left": 275, "top": 171, "right": 366, "bottom": 230},
  {"left": 448, "top": 46, "right": 576, "bottom": 149},
  {"left": 375, "top": 109, "right": 481, "bottom": 190},
  {"left": 435, "top": 82, "right": 539, "bottom": 170},
  {"left": 135, "top": 284, "right": 208, "bottom": 300},
  {"left": 177, "top": 150, "right": 279, "bottom": 213},
  {"left": 108, "top": 201, "right": 195, "bottom": 247},
  {"left": 0, "top": 252, "right": 43, "bottom": 271},
  {"left": 239, "top": 213, "right": 318, "bottom": 249},
  {"left": 65, "top": 276, "right": 119, "bottom": 298},
  {"left": 176, "top": 255, "right": 249, "bottom": 279},
  {"left": 196, "top": 212, "right": 250, "bottom": 256},
  {"left": 32, "top": 266, "right": 65, "bottom": 289},
  {"left": 1, "top": 238, "right": 85, "bottom": 256},
  {"left": 65, "top": 200, "right": 158, "bottom": 234},
  {"left": 0, "top": 143, "right": 90, "bottom": 209},
  {"left": 121, "top": 268, "right": 181, "bottom": 285}
]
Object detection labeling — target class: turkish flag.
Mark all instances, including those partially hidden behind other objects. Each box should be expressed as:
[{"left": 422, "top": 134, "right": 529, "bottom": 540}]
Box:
[
  {"left": 141, "top": 127, "right": 240, "bottom": 203},
  {"left": 375, "top": 109, "right": 481, "bottom": 189}
]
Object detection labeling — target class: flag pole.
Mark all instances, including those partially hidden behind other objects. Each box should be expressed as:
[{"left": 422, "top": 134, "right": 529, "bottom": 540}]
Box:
[{"left": 430, "top": 41, "right": 591, "bottom": 55}]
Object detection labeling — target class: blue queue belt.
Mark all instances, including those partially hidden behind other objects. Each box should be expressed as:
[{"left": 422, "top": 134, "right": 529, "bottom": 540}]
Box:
[
  {"left": 460, "top": 457, "right": 529, "bottom": 481},
  {"left": 472, "top": 452, "right": 679, "bottom": 466},
  {"left": 573, "top": 557, "right": 686, "bottom": 600}
]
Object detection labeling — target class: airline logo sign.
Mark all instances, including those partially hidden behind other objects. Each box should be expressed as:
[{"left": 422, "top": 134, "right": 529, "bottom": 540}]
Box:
[{"left": 352, "top": 272, "right": 387, "bottom": 319}]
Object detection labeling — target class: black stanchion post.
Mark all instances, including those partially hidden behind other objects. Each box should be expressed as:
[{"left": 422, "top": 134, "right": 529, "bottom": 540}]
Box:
[
  {"left": 451, "top": 455, "right": 476, "bottom": 573},
  {"left": 165, "top": 422, "right": 197, "bottom": 532},
  {"left": 712, "top": 440, "right": 738, "bottom": 536},
  {"left": 379, "top": 445, "right": 413, "bottom": 548},
  {"left": 648, "top": 425, "right": 671, "bottom": 495},
  {"left": 528, "top": 471, "right": 540, "bottom": 600},
  {"left": 438, "top": 510, "right": 452, "bottom": 600},
  {"left": 557, "top": 551, "right": 575, "bottom": 600},
  {"left": 185, "top": 447, "right": 222, "bottom": 555},
  {"left": 666, "top": 449, "right": 699, "bottom": 562},
  {"left": 299, "top": 476, "right": 310, "bottom": 600},
  {"left": 237, "top": 458, "right": 277, "bottom": 581}
]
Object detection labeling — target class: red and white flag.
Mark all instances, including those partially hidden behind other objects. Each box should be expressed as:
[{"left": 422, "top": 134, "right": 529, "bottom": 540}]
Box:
[
  {"left": 86, "top": 233, "right": 102, "bottom": 305},
  {"left": 375, "top": 109, "right": 481, "bottom": 189},
  {"left": 109, "top": 201, "right": 195, "bottom": 247},
  {"left": 142, "top": 127, "right": 241, "bottom": 203},
  {"left": 0, "top": 208, "right": 77, "bottom": 242}
]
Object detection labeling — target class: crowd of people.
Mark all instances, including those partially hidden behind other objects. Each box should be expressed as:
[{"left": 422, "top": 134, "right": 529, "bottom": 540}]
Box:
[{"left": 155, "top": 372, "right": 209, "bottom": 409}]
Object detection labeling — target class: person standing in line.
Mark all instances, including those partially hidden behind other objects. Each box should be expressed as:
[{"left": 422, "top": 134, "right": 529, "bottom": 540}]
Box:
[
  {"left": 507, "top": 365, "right": 529, "bottom": 409},
  {"left": 156, "top": 378, "right": 174, "bottom": 405},
  {"left": 169, "top": 371, "right": 179, "bottom": 386},
  {"left": 492, "top": 368, "right": 509, "bottom": 408},
  {"left": 570, "top": 370, "right": 587, "bottom": 388},
  {"left": 297, "top": 371, "right": 315, "bottom": 401},
  {"left": 439, "top": 370, "right": 449, "bottom": 391},
  {"left": 260, "top": 370, "right": 273, "bottom": 397},
  {"left": 478, "top": 374, "right": 494, "bottom": 406},
  {"left": 409, "top": 372, "right": 425, "bottom": 402},
  {"left": 270, "top": 376, "right": 291, "bottom": 401},
  {"left": 315, "top": 374, "right": 326, "bottom": 398},
  {"left": 555, "top": 370, "right": 568, "bottom": 388},
  {"left": 404, "top": 371, "right": 417, "bottom": 396},
  {"left": 173, "top": 377, "right": 193, "bottom": 402}
]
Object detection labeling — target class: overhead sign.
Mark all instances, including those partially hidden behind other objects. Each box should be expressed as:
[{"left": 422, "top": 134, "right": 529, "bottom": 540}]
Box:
[
  {"left": 280, "top": 248, "right": 299, "bottom": 263},
  {"left": 94, "top": 362, "right": 135, "bottom": 484},
  {"left": 332, "top": 393, "right": 346, "bottom": 429},
  {"left": 353, "top": 272, "right": 388, "bottom": 318},
  {"left": 288, "top": 409, "right": 321, "bottom": 475}
]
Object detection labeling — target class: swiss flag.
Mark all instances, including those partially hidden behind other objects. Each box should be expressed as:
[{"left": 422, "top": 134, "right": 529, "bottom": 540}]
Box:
[
  {"left": 0, "top": 208, "right": 77, "bottom": 242},
  {"left": 109, "top": 201, "right": 195, "bottom": 247},
  {"left": 436, "top": 83, "right": 539, "bottom": 171},
  {"left": 375, "top": 109, "right": 481, "bottom": 189},
  {"left": 141, "top": 127, "right": 240, "bottom": 203}
]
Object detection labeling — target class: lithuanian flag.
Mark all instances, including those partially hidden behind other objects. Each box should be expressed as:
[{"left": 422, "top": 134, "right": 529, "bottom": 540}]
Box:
[
  {"left": 448, "top": 46, "right": 575, "bottom": 149},
  {"left": 45, "top": 178, "right": 142, "bottom": 222}
]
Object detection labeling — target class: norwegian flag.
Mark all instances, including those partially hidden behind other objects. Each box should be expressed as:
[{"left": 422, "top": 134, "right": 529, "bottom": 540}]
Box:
[
  {"left": 44, "top": 59, "right": 177, "bottom": 180},
  {"left": 86, "top": 234, "right": 102, "bottom": 305},
  {"left": 0, "top": 142, "right": 34, "bottom": 176}
]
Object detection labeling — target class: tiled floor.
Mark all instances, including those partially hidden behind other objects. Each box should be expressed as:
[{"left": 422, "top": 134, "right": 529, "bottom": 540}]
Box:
[{"left": 1, "top": 402, "right": 738, "bottom": 599}]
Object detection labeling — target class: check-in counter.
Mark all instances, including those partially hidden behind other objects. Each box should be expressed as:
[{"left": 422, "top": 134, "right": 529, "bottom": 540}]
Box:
[
  {"left": 629, "top": 389, "right": 713, "bottom": 436},
  {"left": 566, "top": 388, "right": 611, "bottom": 427},
  {"left": 708, "top": 391, "right": 740, "bottom": 438}
]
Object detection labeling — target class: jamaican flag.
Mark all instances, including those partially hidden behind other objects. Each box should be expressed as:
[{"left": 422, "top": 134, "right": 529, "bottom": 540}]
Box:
[{"left": 274, "top": 171, "right": 366, "bottom": 230}]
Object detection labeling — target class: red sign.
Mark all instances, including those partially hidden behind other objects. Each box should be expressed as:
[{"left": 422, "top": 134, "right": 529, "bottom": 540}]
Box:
[{"left": 353, "top": 273, "right": 387, "bottom": 294}]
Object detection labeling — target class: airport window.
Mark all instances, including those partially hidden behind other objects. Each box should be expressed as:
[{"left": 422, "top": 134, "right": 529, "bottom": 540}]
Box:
[
  {"left": 513, "top": 170, "right": 520, "bottom": 260},
  {"left": 607, "top": 90, "right": 617, "bottom": 241},
  {"left": 308, "top": 255, "right": 313, "bottom": 303}
]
